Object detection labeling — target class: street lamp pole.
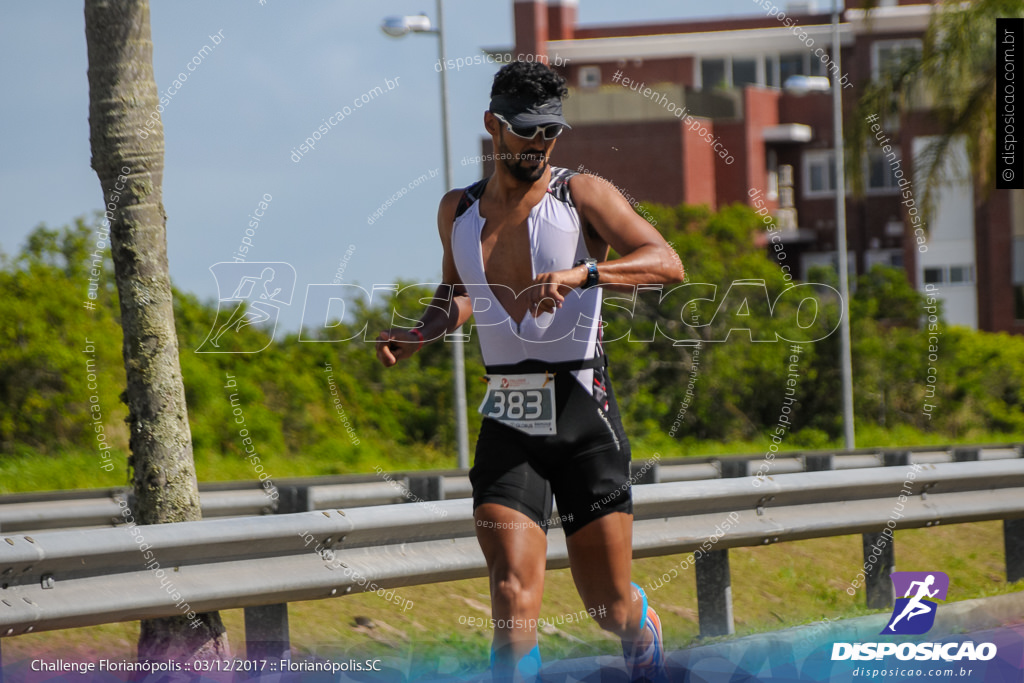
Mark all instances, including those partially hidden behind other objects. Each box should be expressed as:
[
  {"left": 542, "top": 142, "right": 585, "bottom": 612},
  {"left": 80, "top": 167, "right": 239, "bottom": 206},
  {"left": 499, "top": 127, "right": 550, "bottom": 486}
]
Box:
[
  {"left": 382, "top": 1, "right": 471, "bottom": 469},
  {"left": 831, "top": 0, "right": 856, "bottom": 449}
]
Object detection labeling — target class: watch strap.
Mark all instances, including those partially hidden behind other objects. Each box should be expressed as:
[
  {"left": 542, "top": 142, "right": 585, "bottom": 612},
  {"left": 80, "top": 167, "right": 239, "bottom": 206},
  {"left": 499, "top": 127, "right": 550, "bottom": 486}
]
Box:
[{"left": 575, "top": 258, "right": 599, "bottom": 289}]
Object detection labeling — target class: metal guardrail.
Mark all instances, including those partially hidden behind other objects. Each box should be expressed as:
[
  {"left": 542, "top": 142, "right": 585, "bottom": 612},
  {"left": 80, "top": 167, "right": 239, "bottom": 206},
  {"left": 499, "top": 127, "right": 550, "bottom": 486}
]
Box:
[
  {"left": 2, "top": 458, "right": 1023, "bottom": 652},
  {"left": 1, "top": 444, "right": 1019, "bottom": 534}
]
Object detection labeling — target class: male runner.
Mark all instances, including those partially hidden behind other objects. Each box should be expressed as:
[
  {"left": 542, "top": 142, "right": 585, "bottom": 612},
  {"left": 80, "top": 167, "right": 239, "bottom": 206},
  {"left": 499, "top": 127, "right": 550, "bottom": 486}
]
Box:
[{"left": 375, "top": 61, "right": 684, "bottom": 682}]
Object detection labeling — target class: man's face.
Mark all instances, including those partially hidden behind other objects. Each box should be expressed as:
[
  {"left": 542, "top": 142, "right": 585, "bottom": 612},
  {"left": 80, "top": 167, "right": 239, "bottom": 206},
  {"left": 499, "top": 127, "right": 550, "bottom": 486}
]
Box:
[{"left": 486, "top": 112, "right": 559, "bottom": 183}]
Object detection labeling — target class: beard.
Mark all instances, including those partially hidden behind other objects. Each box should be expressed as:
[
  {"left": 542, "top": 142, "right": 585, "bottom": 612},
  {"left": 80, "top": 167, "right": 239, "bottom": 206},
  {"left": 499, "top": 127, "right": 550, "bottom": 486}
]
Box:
[{"left": 497, "top": 135, "right": 548, "bottom": 182}]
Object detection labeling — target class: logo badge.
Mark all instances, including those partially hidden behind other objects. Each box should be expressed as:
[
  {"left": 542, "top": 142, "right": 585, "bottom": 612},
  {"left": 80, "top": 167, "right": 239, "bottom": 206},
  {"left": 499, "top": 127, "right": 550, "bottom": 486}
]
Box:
[
  {"left": 882, "top": 571, "right": 949, "bottom": 635},
  {"left": 197, "top": 262, "right": 296, "bottom": 353}
]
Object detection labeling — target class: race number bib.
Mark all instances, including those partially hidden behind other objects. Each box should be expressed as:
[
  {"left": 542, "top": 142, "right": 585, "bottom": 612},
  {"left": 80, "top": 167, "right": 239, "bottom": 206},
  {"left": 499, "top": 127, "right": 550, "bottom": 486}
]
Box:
[{"left": 478, "top": 372, "right": 556, "bottom": 436}]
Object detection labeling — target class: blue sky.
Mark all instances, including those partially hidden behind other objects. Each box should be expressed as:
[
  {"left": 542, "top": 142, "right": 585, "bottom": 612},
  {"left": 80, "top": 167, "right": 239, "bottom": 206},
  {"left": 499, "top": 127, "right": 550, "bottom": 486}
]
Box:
[{"left": 2, "top": 0, "right": 766, "bottom": 329}]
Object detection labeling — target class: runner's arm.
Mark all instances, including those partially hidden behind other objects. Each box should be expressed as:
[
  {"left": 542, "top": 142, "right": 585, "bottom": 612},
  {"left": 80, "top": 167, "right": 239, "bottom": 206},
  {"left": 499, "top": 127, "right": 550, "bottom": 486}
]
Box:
[
  {"left": 375, "top": 190, "right": 472, "bottom": 366},
  {"left": 569, "top": 173, "right": 683, "bottom": 289},
  {"left": 526, "top": 173, "right": 684, "bottom": 315}
]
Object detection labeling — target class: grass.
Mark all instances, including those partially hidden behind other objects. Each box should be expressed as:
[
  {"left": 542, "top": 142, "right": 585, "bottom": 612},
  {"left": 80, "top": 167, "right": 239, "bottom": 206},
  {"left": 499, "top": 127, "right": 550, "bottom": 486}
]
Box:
[
  {"left": 0, "top": 440, "right": 455, "bottom": 495},
  {"left": 3, "top": 521, "right": 1021, "bottom": 670},
  {"left": 2, "top": 426, "right": 1019, "bottom": 495},
  {"left": 635, "top": 424, "right": 1023, "bottom": 462}
]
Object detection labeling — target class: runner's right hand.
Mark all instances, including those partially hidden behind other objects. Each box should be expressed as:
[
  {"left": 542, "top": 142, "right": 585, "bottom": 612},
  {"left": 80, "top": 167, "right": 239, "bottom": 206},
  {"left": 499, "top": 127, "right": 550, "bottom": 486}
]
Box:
[{"left": 375, "top": 329, "right": 420, "bottom": 367}]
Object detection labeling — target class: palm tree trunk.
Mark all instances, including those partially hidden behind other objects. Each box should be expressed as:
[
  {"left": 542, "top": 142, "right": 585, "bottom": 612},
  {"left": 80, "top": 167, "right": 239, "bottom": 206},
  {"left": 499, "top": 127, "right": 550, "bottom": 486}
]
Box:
[{"left": 84, "top": 0, "right": 229, "bottom": 661}]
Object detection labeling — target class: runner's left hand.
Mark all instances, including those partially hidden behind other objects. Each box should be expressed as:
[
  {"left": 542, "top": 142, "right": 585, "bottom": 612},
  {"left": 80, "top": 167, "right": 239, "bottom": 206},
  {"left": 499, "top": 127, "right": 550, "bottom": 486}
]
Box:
[{"left": 527, "top": 270, "right": 578, "bottom": 317}]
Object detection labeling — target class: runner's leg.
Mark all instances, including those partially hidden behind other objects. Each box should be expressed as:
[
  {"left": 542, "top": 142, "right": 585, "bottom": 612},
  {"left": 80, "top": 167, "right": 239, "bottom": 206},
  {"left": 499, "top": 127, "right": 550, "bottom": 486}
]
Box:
[
  {"left": 566, "top": 512, "right": 647, "bottom": 644},
  {"left": 476, "top": 503, "right": 548, "bottom": 678}
]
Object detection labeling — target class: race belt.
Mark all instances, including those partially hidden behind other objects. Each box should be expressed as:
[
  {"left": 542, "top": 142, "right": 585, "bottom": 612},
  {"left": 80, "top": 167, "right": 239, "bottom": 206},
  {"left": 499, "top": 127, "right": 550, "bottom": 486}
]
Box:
[{"left": 478, "top": 356, "right": 606, "bottom": 436}]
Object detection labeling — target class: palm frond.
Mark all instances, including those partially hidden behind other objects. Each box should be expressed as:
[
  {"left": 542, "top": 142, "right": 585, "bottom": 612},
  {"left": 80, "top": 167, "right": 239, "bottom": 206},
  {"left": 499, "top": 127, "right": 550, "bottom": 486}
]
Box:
[{"left": 847, "top": 0, "right": 1024, "bottom": 234}]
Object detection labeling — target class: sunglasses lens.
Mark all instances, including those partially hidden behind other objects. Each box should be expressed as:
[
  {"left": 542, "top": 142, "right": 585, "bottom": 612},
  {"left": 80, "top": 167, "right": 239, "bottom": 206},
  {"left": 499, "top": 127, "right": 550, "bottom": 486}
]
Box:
[
  {"left": 542, "top": 124, "right": 564, "bottom": 140},
  {"left": 511, "top": 124, "right": 537, "bottom": 138}
]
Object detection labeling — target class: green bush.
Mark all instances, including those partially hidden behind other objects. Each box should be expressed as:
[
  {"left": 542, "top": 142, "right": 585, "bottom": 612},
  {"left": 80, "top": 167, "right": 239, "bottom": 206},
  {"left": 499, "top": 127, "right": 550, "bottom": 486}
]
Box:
[{"left": 1, "top": 211, "right": 1021, "bottom": 494}]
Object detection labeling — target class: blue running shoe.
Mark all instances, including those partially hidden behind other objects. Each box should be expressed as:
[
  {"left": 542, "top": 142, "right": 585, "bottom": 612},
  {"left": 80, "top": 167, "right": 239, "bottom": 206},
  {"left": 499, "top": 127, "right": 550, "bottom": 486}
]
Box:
[{"left": 623, "top": 583, "right": 667, "bottom": 683}]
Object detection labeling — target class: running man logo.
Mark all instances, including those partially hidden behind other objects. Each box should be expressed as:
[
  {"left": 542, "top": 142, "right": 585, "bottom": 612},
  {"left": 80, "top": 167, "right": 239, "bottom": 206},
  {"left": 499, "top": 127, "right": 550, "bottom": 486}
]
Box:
[
  {"left": 197, "top": 262, "right": 296, "bottom": 353},
  {"left": 881, "top": 571, "right": 949, "bottom": 635}
]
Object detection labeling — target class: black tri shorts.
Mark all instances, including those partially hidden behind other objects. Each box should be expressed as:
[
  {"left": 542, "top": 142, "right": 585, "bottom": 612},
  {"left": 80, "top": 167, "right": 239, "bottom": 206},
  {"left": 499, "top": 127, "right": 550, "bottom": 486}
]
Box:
[{"left": 469, "top": 359, "right": 633, "bottom": 537}]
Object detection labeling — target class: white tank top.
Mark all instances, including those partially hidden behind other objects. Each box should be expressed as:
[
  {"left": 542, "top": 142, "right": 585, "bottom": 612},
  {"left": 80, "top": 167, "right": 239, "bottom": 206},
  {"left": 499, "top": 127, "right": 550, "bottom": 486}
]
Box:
[{"left": 451, "top": 167, "right": 603, "bottom": 387}]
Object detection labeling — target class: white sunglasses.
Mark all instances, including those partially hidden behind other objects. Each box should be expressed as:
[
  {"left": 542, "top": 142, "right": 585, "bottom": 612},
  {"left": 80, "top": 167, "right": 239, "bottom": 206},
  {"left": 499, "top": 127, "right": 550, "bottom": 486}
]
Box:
[{"left": 492, "top": 111, "right": 565, "bottom": 141}]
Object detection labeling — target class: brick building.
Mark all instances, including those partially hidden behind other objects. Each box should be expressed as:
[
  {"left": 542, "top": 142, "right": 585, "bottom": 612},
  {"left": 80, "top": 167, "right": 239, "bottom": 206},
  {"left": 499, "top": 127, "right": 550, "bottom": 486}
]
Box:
[{"left": 483, "top": 0, "right": 1024, "bottom": 334}]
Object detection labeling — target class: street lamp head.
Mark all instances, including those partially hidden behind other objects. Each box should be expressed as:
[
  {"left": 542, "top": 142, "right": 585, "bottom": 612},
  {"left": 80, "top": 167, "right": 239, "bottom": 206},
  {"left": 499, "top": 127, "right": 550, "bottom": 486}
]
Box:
[
  {"left": 381, "top": 16, "right": 410, "bottom": 37},
  {"left": 783, "top": 75, "right": 832, "bottom": 96},
  {"left": 381, "top": 14, "right": 433, "bottom": 37}
]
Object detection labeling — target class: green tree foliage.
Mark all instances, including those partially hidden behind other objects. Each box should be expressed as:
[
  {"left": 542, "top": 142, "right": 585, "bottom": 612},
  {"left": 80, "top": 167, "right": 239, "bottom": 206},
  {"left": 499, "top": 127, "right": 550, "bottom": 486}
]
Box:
[
  {"left": 606, "top": 202, "right": 1024, "bottom": 446},
  {"left": 605, "top": 203, "right": 842, "bottom": 444},
  {"left": 2, "top": 211, "right": 1023, "bottom": 488},
  {"left": 0, "top": 217, "right": 126, "bottom": 454}
]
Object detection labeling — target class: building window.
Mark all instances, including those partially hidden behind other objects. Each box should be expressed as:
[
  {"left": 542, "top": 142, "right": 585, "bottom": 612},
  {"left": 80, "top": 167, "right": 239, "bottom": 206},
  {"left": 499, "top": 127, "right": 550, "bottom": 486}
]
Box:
[
  {"left": 867, "top": 149, "right": 901, "bottom": 193},
  {"left": 701, "top": 58, "right": 727, "bottom": 90},
  {"left": 765, "top": 55, "right": 778, "bottom": 87},
  {"left": 803, "top": 151, "right": 836, "bottom": 197},
  {"left": 872, "top": 39, "right": 923, "bottom": 81},
  {"left": 733, "top": 58, "right": 758, "bottom": 87},
  {"left": 579, "top": 66, "right": 601, "bottom": 89},
  {"left": 924, "top": 265, "right": 975, "bottom": 287},
  {"left": 697, "top": 52, "right": 834, "bottom": 90},
  {"left": 923, "top": 267, "right": 944, "bottom": 285},
  {"left": 809, "top": 53, "right": 826, "bottom": 77},
  {"left": 780, "top": 53, "right": 805, "bottom": 86},
  {"left": 866, "top": 249, "right": 904, "bottom": 270},
  {"left": 949, "top": 265, "right": 974, "bottom": 285}
]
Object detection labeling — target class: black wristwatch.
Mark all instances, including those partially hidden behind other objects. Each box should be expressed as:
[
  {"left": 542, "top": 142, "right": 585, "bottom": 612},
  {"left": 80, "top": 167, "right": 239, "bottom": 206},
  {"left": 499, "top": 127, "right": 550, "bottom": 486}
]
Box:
[{"left": 575, "top": 258, "right": 599, "bottom": 289}]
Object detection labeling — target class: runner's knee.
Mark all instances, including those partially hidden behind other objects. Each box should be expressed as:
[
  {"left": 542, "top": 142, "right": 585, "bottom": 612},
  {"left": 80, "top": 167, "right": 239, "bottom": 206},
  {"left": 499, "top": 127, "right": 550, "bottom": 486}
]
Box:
[{"left": 492, "top": 571, "right": 531, "bottom": 609}]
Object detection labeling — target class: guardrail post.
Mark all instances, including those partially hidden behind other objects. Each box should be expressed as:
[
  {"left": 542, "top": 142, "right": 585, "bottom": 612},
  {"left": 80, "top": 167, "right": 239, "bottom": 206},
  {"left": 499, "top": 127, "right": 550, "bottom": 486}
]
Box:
[
  {"left": 407, "top": 475, "right": 445, "bottom": 502},
  {"left": 695, "top": 549, "right": 733, "bottom": 638},
  {"left": 1005, "top": 519, "right": 1024, "bottom": 583},
  {"left": 695, "top": 459, "right": 740, "bottom": 638},
  {"left": 718, "top": 459, "right": 748, "bottom": 479},
  {"left": 275, "top": 486, "right": 311, "bottom": 516},
  {"left": 1000, "top": 449, "right": 1024, "bottom": 582},
  {"left": 244, "top": 486, "right": 310, "bottom": 663},
  {"left": 953, "top": 447, "right": 980, "bottom": 462},
  {"left": 804, "top": 454, "right": 834, "bottom": 472},
  {"left": 630, "top": 459, "right": 660, "bottom": 484},
  {"left": 861, "top": 451, "right": 908, "bottom": 609},
  {"left": 861, "top": 532, "right": 894, "bottom": 609},
  {"left": 882, "top": 450, "right": 911, "bottom": 468},
  {"left": 244, "top": 606, "right": 291, "bottom": 665}
]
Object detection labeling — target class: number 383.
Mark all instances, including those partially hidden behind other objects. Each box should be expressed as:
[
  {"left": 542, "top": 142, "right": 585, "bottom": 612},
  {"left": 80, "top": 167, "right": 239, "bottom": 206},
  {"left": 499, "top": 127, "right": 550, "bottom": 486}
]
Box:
[{"left": 487, "top": 390, "right": 544, "bottom": 420}]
